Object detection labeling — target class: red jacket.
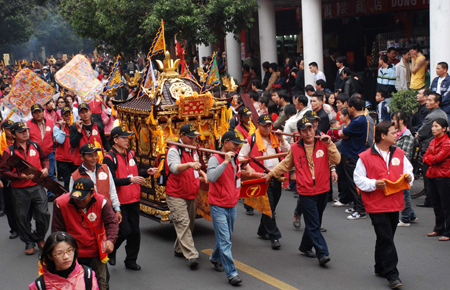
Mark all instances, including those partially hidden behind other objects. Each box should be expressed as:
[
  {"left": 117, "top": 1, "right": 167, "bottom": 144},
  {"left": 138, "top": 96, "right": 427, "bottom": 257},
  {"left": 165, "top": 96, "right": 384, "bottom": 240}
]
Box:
[
  {"left": 88, "top": 98, "right": 103, "bottom": 115},
  {"left": 72, "top": 123, "right": 104, "bottom": 165},
  {"left": 55, "top": 124, "right": 72, "bottom": 162},
  {"left": 208, "top": 154, "right": 240, "bottom": 207},
  {"left": 27, "top": 118, "right": 54, "bottom": 155},
  {"left": 291, "top": 139, "right": 330, "bottom": 195},
  {"left": 423, "top": 134, "right": 450, "bottom": 178},
  {"left": 165, "top": 146, "right": 200, "bottom": 199},
  {"left": 72, "top": 164, "right": 112, "bottom": 205},
  {"left": 358, "top": 146, "right": 405, "bottom": 213},
  {"left": 44, "top": 109, "right": 61, "bottom": 123},
  {"left": 235, "top": 123, "right": 249, "bottom": 140}
]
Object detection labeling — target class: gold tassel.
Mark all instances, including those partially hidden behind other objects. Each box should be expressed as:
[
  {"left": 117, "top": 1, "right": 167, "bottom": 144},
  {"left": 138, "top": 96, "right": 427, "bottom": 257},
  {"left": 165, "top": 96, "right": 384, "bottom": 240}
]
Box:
[
  {"left": 0, "top": 131, "right": 7, "bottom": 156},
  {"left": 209, "top": 133, "right": 215, "bottom": 150},
  {"left": 147, "top": 106, "right": 156, "bottom": 125},
  {"left": 249, "top": 120, "right": 256, "bottom": 135},
  {"left": 198, "top": 123, "right": 206, "bottom": 141},
  {"left": 214, "top": 120, "right": 219, "bottom": 138},
  {"left": 94, "top": 140, "right": 103, "bottom": 163}
]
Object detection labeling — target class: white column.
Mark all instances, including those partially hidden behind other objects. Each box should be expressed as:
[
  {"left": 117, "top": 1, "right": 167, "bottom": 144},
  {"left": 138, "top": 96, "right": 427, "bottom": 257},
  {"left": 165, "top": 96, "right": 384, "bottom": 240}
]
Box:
[
  {"left": 258, "top": 0, "right": 277, "bottom": 73},
  {"left": 301, "top": 0, "right": 324, "bottom": 86},
  {"left": 430, "top": 0, "right": 450, "bottom": 81},
  {"left": 225, "top": 32, "right": 242, "bottom": 83},
  {"left": 198, "top": 44, "right": 213, "bottom": 61}
]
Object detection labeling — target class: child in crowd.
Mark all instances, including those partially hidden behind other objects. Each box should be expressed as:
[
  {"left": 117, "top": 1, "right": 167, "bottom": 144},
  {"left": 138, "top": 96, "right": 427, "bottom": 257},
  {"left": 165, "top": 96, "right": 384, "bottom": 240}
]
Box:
[
  {"left": 327, "top": 119, "right": 341, "bottom": 143},
  {"left": 376, "top": 90, "right": 391, "bottom": 123}
]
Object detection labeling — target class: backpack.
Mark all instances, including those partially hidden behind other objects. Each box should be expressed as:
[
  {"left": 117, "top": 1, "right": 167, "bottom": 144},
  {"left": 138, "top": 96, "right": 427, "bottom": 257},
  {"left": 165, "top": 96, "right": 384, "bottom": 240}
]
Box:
[
  {"left": 8, "top": 140, "right": 39, "bottom": 157},
  {"left": 106, "top": 149, "right": 135, "bottom": 172},
  {"left": 34, "top": 264, "right": 93, "bottom": 290},
  {"left": 156, "top": 145, "right": 182, "bottom": 186},
  {"left": 365, "top": 114, "right": 375, "bottom": 148}
]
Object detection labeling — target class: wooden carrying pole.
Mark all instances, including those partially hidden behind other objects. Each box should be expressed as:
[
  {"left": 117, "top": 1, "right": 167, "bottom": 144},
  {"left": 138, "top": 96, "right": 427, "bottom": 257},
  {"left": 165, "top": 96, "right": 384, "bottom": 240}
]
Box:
[{"left": 271, "top": 130, "right": 299, "bottom": 137}]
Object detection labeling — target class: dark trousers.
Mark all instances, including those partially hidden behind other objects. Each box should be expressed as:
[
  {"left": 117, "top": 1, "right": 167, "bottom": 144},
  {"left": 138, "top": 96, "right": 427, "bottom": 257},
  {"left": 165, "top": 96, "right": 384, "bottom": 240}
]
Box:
[
  {"left": 2, "top": 181, "right": 18, "bottom": 234},
  {"left": 422, "top": 163, "right": 431, "bottom": 205},
  {"left": 57, "top": 161, "right": 77, "bottom": 190},
  {"left": 12, "top": 185, "right": 50, "bottom": 248},
  {"left": 299, "top": 192, "right": 329, "bottom": 259},
  {"left": 111, "top": 202, "right": 141, "bottom": 265},
  {"left": 342, "top": 154, "right": 365, "bottom": 212},
  {"left": 257, "top": 180, "right": 282, "bottom": 241},
  {"left": 427, "top": 177, "right": 450, "bottom": 237},
  {"left": 79, "top": 256, "right": 109, "bottom": 290},
  {"left": 337, "top": 161, "right": 351, "bottom": 204},
  {"left": 369, "top": 212, "right": 399, "bottom": 280},
  {"left": 46, "top": 152, "right": 56, "bottom": 197}
]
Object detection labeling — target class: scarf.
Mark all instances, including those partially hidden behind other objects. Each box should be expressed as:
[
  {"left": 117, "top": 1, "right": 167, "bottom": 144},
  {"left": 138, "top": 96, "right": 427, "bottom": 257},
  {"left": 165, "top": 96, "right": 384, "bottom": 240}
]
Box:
[{"left": 255, "top": 129, "right": 280, "bottom": 153}]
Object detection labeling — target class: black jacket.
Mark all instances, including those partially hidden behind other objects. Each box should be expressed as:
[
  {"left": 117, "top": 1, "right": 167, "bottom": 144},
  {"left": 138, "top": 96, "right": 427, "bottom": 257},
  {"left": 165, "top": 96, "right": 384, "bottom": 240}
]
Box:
[
  {"left": 316, "top": 108, "right": 330, "bottom": 134},
  {"left": 343, "top": 76, "right": 362, "bottom": 97},
  {"left": 412, "top": 103, "right": 430, "bottom": 134}
]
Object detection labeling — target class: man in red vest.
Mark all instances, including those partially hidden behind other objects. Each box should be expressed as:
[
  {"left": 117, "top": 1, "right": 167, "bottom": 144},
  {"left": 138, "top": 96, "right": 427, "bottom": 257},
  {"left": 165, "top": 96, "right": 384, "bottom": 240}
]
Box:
[
  {"left": 165, "top": 124, "right": 206, "bottom": 268},
  {"left": 70, "top": 103, "right": 110, "bottom": 166},
  {"left": 88, "top": 96, "right": 104, "bottom": 126},
  {"left": 234, "top": 106, "right": 253, "bottom": 140},
  {"left": 354, "top": 121, "right": 413, "bottom": 289},
  {"left": 239, "top": 114, "right": 290, "bottom": 249},
  {"left": 103, "top": 126, "right": 158, "bottom": 270},
  {"left": 52, "top": 177, "right": 119, "bottom": 290},
  {"left": 0, "top": 122, "right": 50, "bottom": 255},
  {"left": 53, "top": 106, "right": 75, "bottom": 190},
  {"left": 27, "top": 103, "right": 56, "bottom": 201},
  {"left": 70, "top": 143, "right": 122, "bottom": 224},
  {"left": 207, "top": 131, "right": 244, "bottom": 285},
  {"left": 265, "top": 116, "right": 340, "bottom": 266}
]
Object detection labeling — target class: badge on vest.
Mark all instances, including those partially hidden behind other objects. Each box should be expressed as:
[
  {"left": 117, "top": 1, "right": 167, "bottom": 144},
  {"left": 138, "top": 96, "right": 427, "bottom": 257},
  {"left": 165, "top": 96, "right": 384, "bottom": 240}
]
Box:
[
  {"left": 129, "top": 159, "right": 135, "bottom": 166},
  {"left": 391, "top": 157, "right": 400, "bottom": 166},
  {"left": 92, "top": 129, "right": 98, "bottom": 136},
  {"left": 316, "top": 150, "right": 324, "bottom": 158},
  {"left": 87, "top": 212, "right": 97, "bottom": 222},
  {"left": 98, "top": 172, "right": 108, "bottom": 180},
  {"left": 29, "top": 149, "right": 36, "bottom": 157},
  {"left": 46, "top": 126, "right": 51, "bottom": 132}
]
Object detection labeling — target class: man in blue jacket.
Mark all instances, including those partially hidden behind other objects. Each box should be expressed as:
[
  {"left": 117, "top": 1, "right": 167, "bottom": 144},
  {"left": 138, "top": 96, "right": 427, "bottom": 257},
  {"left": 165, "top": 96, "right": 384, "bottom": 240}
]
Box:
[{"left": 430, "top": 62, "right": 450, "bottom": 122}]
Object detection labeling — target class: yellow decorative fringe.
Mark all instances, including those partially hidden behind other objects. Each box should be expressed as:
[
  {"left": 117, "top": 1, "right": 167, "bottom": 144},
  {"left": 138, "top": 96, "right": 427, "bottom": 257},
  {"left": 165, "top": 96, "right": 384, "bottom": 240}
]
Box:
[
  {"left": 94, "top": 140, "right": 103, "bottom": 163},
  {"left": 249, "top": 120, "right": 256, "bottom": 135},
  {"left": 214, "top": 120, "right": 219, "bottom": 138},
  {"left": 198, "top": 123, "right": 206, "bottom": 141}
]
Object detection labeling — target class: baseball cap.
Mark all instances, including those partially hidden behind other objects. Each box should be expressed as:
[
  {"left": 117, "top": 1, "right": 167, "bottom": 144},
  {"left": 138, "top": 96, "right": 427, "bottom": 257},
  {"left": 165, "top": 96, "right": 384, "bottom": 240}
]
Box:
[
  {"left": 111, "top": 126, "right": 134, "bottom": 139},
  {"left": 10, "top": 122, "right": 30, "bottom": 134},
  {"left": 79, "top": 143, "right": 101, "bottom": 155},
  {"left": 257, "top": 114, "right": 273, "bottom": 125},
  {"left": 78, "top": 103, "right": 90, "bottom": 112},
  {"left": 70, "top": 178, "right": 95, "bottom": 200},
  {"left": 1, "top": 119, "right": 14, "bottom": 130},
  {"left": 31, "top": 104, "right": 44, "bottom": 113},
  {"left": 238, "top": 106, "right": 252, "bottom": 117},
  {"left": 180, "top": 124, "right": 201, "bottom": 137},
  {"left": 62, "top": 106, "right": 72, "bottom": 114},
  {"left": 304, "top": 110, "right": 320, "bottom": 121},
  {"left": 297, "top": 116, "right": 314, "bottom": 131},
  {"left": 222, "top": 131, "right": 246, "bottom": 144}
]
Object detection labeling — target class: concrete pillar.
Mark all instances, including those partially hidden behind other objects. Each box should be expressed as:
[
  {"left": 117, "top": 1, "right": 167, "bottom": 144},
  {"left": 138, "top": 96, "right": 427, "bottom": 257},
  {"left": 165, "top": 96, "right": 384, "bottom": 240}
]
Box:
[
  {"left": 198, "top": 44, "right": 213, "bottom": 61},
  {"left": 430, "top": 0, "right": 450, "bottom": 81},
  {"left": 257, "top": 0, "right": 277, "bottom": 73},
  {"left": 225, "top": 32, "right": 242, "bottom": 83},
  {"left": 301, "top": 0, "right": 324, "bottom": 86}
]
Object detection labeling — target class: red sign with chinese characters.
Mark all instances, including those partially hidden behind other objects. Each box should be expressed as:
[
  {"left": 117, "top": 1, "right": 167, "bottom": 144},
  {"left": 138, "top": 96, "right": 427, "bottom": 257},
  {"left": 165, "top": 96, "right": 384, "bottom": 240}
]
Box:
[
  {"left": 181, "top": 99, "right": 207, "bottom": 117},
  {"left": 239, "top": 178, "right": 270, "bottom": 199}
]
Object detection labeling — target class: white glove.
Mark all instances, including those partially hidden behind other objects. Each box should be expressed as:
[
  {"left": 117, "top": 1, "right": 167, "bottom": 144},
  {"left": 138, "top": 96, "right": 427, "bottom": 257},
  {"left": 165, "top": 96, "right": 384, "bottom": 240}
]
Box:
[{"left": 107, "top": 108, "right": 112, "bottom": 115}]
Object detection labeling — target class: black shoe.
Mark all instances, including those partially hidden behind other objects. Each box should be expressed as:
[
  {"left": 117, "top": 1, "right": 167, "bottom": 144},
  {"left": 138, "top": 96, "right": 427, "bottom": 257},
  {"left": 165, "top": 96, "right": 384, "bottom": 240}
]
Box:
[
  {"left": 246, "top": 210, "right": 254, "bottom": 216},
  {"left": 319, "top": 255, "right": 330, "bottom": 266},
  {"left": 320, "top": 227, "right": 327, "bottom": 232},
  {"left": 125, "top": 263, "right": 141, "bottom": 271},
  {"left": 9, "top": 231, "right": 19, "bottom": 239},
  {"left": 375, "top": 272, "right": 386, "bottom": 278},
  {"left": 228, "top": 275, "right": 242, "bottom": 285},
  {"left": 271, "top": 240, "right": 281, "bottom": 249},
  {"left": 417, "top": 203, "right": 431, "bottom": 208},
  {"left": 210, "top": 259, "right": 225, "bottom": 272},
  {"left": 108, "top": 252, "right": 116, "bottom": 266},
  {"left": 388, "top": 278, "right": 403, "bottom": 289},
  {"left": 174, "top": 251, "right": 184, "bottom": 258},
  {"left": 258, "top": 234, "right": 270, "bottom": 240},
  {"left": 188, "top": 258, "right": 199, "bottom": 268},
  {"left": 47, "top": 194, "right": 56, "bottom": 202},
  {"left": 299, "top": 247, "right": 316, "bottom": 258}
]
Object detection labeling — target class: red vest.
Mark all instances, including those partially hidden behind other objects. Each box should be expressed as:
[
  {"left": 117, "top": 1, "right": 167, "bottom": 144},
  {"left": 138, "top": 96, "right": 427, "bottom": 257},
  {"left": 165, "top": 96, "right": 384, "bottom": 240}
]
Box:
[
  {"left": 44, "top": 109, "right": 61, "bottom": 123},
  {"left": 165, "top": 146, "right": 200, "bottom": 199},
  {"left": 291, "top": 140, "right": 331, "bottom": 195},
  {"left": 72, "top": 164, "right": 112, "bottom": 205},
  {"left": 72, "top": 123, "right": 103, "bottom": 165},
  {"left": 27, "top": 118, "right": 54, "bottom": 155},
  {"left": 359, "top": 146, "right": 405, "bottom": 213},
  {"left": 208, "top": 154, "right": 240, "bottom": 207},
  {"left": 88, "top": 98, "right": 102, "bottom": 114},
  {"left": 104, "top": 150, "right": 141, "bottom": 204},
  {"left": 246, "top": 133, "right": 285, "bottom": 173},
  {"left": 6, "top": 141, "right": 43, "bottom": 188},
  {"left": 56, "top": 192, "right": 105, "bottom": 258},
  {"left": 235, "top": 123, "right": 249, "bottom": 140},
  {"left": 55, "top": 125, "right": 72, "bottom": 162}
]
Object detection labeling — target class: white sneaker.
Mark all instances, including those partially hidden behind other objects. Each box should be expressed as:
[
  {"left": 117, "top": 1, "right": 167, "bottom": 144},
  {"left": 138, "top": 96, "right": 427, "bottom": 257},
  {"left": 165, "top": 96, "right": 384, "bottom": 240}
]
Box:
[
  {"left": 347, "top": 212, "right": 366, "bottom": 220},
  {"left": 345, "top": 208, "right": 355, "bottom": 214},
  {"left": 397, "top": 220, "right": 411, "bottom": 227},
  {"left": 332, "top": 200, "right": 349, "bottom": 207}
]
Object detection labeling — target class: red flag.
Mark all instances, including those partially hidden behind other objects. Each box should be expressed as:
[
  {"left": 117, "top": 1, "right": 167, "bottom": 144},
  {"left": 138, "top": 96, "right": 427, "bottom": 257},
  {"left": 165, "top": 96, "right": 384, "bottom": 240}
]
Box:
[{"left": 240, "top": 178, "right": 270, "bottom": 199}]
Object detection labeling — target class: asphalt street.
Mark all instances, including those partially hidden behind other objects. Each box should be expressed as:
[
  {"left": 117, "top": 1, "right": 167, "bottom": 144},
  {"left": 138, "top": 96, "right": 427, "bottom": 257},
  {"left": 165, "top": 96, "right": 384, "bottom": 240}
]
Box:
[{"left": 0, "top": 178, "right": 448, "bottom": 290}]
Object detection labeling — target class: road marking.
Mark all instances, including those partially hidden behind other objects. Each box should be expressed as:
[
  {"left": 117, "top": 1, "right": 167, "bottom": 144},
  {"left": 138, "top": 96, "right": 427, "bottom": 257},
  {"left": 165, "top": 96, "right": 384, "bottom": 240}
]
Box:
[{"left": 201, "top": 249, "right": 299, "bottom": 290}]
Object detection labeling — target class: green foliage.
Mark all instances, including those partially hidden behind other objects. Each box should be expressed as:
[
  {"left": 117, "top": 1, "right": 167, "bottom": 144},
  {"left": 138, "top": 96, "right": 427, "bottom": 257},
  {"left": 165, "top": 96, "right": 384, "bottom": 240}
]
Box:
[{"left": 389, "top": 89, "right": 419, "bottom": 116}]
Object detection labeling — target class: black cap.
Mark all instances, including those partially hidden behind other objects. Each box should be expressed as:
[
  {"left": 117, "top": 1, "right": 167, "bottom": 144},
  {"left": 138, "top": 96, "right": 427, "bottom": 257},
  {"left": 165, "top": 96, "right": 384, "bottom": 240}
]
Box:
[
  {"left": 10, "top": 122, "right": 30, "bottom": 134},
  {"left": 31, "top": 104, "right": 44, "bottom": 113},
  {"left": 79, "top": 143, "right": 101, "bottom": 155},
  {"left": 180, "top": 124, "right": 201, "bottom": 137},
  {"left": 238, "top": 106, "right": 252, "bottom": 117},
  {"left": 257, "top": 114, "right": 273, "bottom": 125},
  {"left": 222, "top": 131, "right": 246, "bottom": 144},
  {"left": 111, "top": 126, "right": 134, "bottom": 139},
  {"left": 78, "top": 103, "right": 90, "bottom": 112},
  {"left": 304, "top": 110, "right": 320, "bottom": 121},
  {"left": 297, "top": 116, "right": 314, "bottom": 131},
  {"left": 62, "top": 106, "right": 72, "bottom": 114},
  {"left": 1, "top": 119, "right": 14, "bottom": 129},
  {"left": 70, "top": 177, "right": 95, "bottom": 200}
]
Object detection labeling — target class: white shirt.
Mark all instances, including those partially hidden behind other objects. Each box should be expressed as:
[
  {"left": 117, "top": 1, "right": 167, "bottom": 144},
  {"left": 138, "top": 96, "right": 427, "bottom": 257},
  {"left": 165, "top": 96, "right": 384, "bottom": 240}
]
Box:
[
  {"left": 314, "top": 71, "right": 327, "bottom": 83},
  {"left": 437, "top": 76, "right": 445, "bottom": 94},
  {"left": 239, "top": 134, "right": 290, "bottom": 170},
  {"left": 354, "top": 144, "right": 414, "bottom": 192},
  {"left": 283, "top": 107, "right": 311, "bottom": 143},
  {"left": 69, "top": 164, "right": 121, "bottom": 211}
]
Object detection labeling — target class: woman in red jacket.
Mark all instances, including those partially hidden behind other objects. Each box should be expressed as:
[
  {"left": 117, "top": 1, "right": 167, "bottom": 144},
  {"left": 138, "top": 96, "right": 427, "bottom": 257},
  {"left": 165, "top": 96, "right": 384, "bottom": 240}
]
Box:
[{"left": 423, "top": 118, "right": 450, "bottom": 241}]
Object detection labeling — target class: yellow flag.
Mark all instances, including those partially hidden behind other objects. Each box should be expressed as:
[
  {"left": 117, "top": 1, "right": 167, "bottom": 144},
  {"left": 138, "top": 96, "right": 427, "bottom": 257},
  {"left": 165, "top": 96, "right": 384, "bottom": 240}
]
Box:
[
  {"left": 147, "top": 20, "right": 166, "bottom": 59},
  {"left": 94, "top": 140, "right": 103, "bottom": 163},
  {"left": 0, "top": 131, "right": 7, "bottom": 156}
]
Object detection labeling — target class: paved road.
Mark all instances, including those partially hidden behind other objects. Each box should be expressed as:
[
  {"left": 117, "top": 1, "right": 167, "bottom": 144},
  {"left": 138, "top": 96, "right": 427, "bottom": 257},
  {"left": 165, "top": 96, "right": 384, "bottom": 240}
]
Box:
[{"left": 0, "top": 179, "right": 448, "bottom": 289}]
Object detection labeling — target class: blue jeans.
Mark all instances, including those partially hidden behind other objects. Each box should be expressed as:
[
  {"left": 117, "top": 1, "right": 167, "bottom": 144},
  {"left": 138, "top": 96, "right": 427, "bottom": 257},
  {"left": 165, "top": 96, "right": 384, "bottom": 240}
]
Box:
[
  {"left": 209, "top": 204, "right": 238, "bottom": 278},
  {"left": 401, "top": 189, "right": 417, "bottom": 223},
  {"left": 299, "top": 192, "right": 329, "bottom": 259},
  {"left": 46, "top": 152, "right": 56, "bottom": 197}
]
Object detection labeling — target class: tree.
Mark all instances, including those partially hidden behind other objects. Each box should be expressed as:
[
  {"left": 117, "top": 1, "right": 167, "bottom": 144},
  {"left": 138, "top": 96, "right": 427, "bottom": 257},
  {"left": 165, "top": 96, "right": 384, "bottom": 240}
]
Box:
[{"left": 57, "top": 0, "right": 258, "bottom": 59}]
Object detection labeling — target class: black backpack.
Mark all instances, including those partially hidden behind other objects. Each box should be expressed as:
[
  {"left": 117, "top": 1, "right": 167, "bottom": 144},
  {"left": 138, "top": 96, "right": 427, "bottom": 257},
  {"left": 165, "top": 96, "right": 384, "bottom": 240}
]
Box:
[
  {"left": 106, "top": 149, "right": 135, "bottom": 171},
  {"left": 34, "top": 264, "right": 93, "bottom": 290},
  {"left": 156, "top": 145, "right": 182, "bottom": 186},
  {"left": 8, "top": 140, "right": 39, "bottom": 156}
]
